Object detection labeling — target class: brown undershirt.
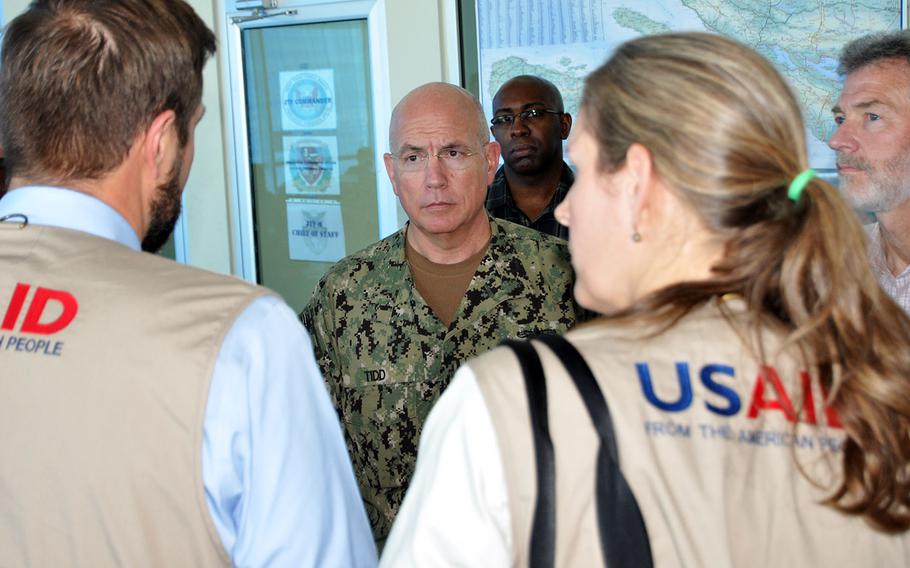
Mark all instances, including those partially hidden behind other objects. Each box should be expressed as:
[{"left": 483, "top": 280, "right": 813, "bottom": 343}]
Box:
[{"left": 405, "top": 238, "right": 489, "bottom": 327}]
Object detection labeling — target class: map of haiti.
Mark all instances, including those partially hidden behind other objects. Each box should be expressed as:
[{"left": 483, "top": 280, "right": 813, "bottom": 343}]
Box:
[{"left": 478, "top": 0, "right": 903, "bottom": 169}]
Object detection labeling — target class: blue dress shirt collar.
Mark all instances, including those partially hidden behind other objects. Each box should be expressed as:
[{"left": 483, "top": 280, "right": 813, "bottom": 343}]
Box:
[{"left": 0, "top": 185, "right": 141, "bottom": 251}]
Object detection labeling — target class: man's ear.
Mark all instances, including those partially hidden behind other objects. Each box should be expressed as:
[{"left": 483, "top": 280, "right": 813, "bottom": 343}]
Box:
[
  {"left": 484, "top": 140, "right": 501, "bottom": 184},
  {"left": 560, "top": 113, "right": 573, "bottom": 140},
  {"left": 142, "top": 110, "right": 178, "bottom": 184},
  {"left": 383, "top": 152, "right": 400, "bottom": 197}
]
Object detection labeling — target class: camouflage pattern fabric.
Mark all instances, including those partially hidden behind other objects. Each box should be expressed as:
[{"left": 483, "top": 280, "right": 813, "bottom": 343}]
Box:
[{"left": 300, "top": 217, "right": 580, "bottom": 545}]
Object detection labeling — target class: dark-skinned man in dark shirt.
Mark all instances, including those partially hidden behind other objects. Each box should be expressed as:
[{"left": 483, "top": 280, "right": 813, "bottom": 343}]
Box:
[{"left": 486, "top": 75, "right": 573, "bottom": 239}]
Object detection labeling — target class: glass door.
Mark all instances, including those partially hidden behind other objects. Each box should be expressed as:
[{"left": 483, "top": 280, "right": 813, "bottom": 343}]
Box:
[
  {"left": 223, "top": 1, "right": 395, "bottom": 312},
  {"left": 243, "top": 19, "right": 378, "bottom": 310}
]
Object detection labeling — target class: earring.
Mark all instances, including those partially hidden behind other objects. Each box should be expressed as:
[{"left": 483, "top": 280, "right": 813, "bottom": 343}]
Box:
[{"left": 631, "top": 230, "right": 642, "bottom": 243}]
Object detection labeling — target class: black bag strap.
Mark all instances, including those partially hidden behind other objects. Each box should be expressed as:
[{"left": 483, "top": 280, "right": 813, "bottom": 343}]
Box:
[
  {"left": 536, "top": 334, "right": 653, "bottom": 568},
  {"left": 502, "top": 339, "right": 556, "bottom": 568},
  {"left": 502, "top": 337, "right": 653, "bottom": 568}
]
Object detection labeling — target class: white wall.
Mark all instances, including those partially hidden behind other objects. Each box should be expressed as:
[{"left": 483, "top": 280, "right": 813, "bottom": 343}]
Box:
[
  {"left": 183, "top": 0, "right": 233, "bottom": 275},
  {"left": 384, "top": 1, "right": 450, "bottom": 105},
  {"left": 383, "top": 0, "right": 457, "bottom": 226},
  {"left": 2, "top": 0, "right": 27, "bottom": 20}
]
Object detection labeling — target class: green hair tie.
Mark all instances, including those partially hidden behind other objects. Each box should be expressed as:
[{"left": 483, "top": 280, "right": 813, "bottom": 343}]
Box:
[{"left": 788, "top": 169, "right": 815, "bottom": 202}]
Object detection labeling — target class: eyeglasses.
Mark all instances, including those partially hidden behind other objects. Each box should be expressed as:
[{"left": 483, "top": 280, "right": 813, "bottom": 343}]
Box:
[
  {"left": 388, "top": 144, "right": 486, "bottom": 173},
  {"left": 490, "top": 108, "right": 562, "bottom": 128}
]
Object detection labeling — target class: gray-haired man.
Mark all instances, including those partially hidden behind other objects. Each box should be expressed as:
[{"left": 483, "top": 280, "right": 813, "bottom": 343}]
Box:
[{"left": 830, "top": 30, "right": 910, "bottom": 312}]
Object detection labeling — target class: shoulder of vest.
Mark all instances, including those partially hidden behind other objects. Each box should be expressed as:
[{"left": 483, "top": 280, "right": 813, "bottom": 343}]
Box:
[
  {"left": 48, "top": 227, "right": 270, "bottom": 301},
  {"left": 565, "top": 301, "right": 774, "bottom": 359}
]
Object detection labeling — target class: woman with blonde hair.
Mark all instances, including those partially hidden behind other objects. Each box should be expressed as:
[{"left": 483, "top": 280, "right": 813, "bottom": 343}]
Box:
[{"left": 380, "top": 32, "right": 910, "bottom": 566}]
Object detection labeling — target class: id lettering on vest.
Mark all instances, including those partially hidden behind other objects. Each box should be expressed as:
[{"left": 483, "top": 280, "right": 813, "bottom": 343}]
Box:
[{"left": 1, "top": 282, "right": 78, "bottom": 357}]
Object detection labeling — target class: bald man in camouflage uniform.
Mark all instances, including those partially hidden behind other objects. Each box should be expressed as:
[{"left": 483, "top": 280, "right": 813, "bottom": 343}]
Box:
[{"left": 300, "top": 82, "right": 580, "bottom": 546}]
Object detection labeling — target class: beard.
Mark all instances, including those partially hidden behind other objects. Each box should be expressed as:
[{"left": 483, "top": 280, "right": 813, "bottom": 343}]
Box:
[
  {"left": 839, "top": 151, "right": 910, "bottom": 213},
  {"left": 141, "top": 152, "right": 184, "bottom": 253}
]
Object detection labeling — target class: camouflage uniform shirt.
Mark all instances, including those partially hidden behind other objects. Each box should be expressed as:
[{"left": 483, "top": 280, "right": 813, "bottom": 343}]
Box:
[{"left": 300, "top": 217, "right": 580, "bottom": 544}]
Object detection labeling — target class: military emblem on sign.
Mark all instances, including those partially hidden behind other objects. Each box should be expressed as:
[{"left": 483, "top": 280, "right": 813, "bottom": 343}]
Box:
[
  {"left": 281, "top": 70, "right": 336, "bottom": 130},
  {"left": 287, "top": 139, "right": 335, "bottom": 193}
]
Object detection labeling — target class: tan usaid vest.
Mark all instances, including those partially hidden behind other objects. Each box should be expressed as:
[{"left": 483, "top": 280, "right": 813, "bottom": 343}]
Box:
[
  {"left": 472, "top": 300, "right": 910, "bottom": 567},
  {"left": 0, "top": 221, "right": 269, "bottom": 567}
]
